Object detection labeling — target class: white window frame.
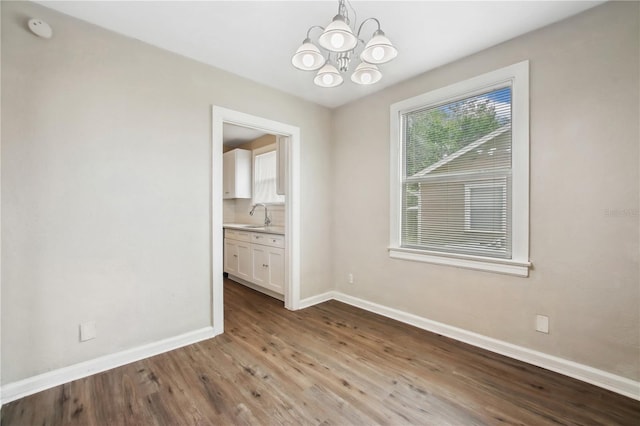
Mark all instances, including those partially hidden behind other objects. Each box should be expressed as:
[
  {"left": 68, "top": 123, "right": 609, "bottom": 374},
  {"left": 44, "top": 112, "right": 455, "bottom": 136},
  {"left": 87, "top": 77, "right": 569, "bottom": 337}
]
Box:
[
  {"left": 464, "top": 181, "right": 507, "bottom": 234},
  {"left": 252, "top": 144, "right": 285, "bottom": 206},
  {"left": 389, "top": 61, "right": 531, "bottom": 277}
]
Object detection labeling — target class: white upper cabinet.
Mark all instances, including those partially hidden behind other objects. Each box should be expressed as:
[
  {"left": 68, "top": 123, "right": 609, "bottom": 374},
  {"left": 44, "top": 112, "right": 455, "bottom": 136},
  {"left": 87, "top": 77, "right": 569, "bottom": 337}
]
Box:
[{"left": 223, "top": 148, "right": 251, "bottom": 199}]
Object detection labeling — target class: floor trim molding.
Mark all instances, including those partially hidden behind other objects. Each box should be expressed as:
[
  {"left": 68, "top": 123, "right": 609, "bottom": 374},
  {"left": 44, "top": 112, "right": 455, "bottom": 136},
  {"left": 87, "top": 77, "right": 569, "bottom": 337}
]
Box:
[
  {"left": 301, "top": 290, "right": 639, "bottom": 401},
  {"left": 298, "top": 291, "right": 336, "bottom": 309},
  {"left": 1, "top": 326, "right": 219, "bottom": 405},
  {"left": 4, "top": 292, "right": 638, "bottom": 405}
]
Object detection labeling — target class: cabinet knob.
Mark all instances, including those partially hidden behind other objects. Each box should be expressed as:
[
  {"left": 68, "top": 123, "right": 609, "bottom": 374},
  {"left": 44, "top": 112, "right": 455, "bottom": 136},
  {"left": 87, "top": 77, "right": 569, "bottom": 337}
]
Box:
[
  {"left": 233, "top": 254, "right": 238, "bottom": 257},
  {"left": 263, "top": 264, "right": 269, "bottom": 268}
]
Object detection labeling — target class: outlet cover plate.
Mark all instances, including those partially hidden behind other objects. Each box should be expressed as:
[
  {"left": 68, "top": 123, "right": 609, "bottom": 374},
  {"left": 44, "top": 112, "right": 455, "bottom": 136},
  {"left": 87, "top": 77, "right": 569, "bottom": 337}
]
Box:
[
  {"left": 80, "top": 321, "right": 96, "bottom": 342},
  {"left": 535, "top": 315, "right": 549, "bottom": 333}
]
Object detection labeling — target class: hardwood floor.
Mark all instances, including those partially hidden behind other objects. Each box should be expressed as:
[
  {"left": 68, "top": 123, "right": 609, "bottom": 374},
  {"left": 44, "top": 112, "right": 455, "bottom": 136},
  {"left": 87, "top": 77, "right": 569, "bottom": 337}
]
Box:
[{"left": 3, "top": 279, "right": 639, "bottom": 425}]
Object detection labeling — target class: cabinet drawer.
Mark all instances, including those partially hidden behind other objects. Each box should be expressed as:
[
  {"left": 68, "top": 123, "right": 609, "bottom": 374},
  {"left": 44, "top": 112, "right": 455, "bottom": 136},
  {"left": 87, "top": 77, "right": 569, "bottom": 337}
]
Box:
[
  {"left": 251, "top": 233, "right": 285, "bottom": 248},
  {"left": 225, "top": 229, "right": 251, "bottom": 242}
]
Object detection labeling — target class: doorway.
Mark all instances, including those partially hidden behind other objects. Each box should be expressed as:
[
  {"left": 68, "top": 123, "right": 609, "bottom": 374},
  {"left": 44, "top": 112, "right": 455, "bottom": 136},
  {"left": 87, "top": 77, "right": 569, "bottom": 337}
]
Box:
[{"left": 211, "top": 106, "right": 301, "bottom": 335}]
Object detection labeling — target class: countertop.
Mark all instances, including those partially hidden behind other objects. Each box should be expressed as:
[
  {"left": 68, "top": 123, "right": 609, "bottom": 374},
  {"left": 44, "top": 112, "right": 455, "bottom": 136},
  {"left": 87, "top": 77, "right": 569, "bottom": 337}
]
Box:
[{"left": 223, "top": 223, "right": 285, "bottom": 235}]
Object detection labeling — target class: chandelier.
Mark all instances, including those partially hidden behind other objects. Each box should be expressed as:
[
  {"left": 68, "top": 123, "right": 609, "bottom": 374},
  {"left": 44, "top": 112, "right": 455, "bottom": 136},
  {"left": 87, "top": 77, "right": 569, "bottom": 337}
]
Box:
[{"left": 291, "top": 0, "right": 398, "bottom": 88}]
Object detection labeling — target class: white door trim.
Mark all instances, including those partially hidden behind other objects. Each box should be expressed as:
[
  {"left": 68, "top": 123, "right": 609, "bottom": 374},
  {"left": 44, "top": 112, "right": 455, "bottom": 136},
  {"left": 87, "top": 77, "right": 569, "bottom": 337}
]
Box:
[{"left": 211, "top": 106, "right": 301, "bottom": 334}]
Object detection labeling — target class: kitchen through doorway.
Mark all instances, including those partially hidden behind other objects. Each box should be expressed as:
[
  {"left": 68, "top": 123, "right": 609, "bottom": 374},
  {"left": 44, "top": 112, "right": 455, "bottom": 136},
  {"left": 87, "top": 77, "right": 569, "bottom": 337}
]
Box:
[
  {"left": 211, "top": 107, "right": 301, "bottom": 335},
  {"left": 222, "top": 125, "right": 286, "bottom": 301}
]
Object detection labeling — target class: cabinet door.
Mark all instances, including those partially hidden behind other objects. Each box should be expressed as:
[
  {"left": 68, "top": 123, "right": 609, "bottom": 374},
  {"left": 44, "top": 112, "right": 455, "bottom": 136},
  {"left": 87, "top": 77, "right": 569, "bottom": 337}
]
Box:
[
  {"left": 223, "top": 149, "right": 251, "bottom": 199},
  {"left": 236, "top": 241, "right": 252, "bottom": 281},
  {"left": 234, "top": 150, "right": 252, "bottom": 199},
  {"left": 224, "top": 239, "right": 238, "bottom": 274},
  {"left": 251, "top": 244, "right": 269, "bottom": 288},
  {"left": 251, "top": 245, "right": 284, "bottom": 294},
  {"left": 266, "top": 247, "right": 285, "bottom": 293},
  {"left": 223, "top": 151, "right": 234, "bottom": 199}
]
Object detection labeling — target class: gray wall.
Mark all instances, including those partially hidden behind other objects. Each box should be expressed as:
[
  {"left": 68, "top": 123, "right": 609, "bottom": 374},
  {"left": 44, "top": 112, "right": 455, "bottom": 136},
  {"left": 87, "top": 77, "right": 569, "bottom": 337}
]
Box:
[
  {"left": 331, "top": 1, "right": 639, "bottom": 381},
  {"left": 1, "top": 1, "right": 333, "bottom": 384},
  {"left": 2, "top": 0, "right": 639, "bottom": 388}
]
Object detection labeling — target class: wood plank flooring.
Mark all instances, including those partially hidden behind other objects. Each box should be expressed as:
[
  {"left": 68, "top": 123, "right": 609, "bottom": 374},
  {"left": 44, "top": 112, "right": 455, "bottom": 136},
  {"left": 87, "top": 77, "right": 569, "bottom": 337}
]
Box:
[{"left": 3, "top": 279, "right": 639, "bottom": 425}]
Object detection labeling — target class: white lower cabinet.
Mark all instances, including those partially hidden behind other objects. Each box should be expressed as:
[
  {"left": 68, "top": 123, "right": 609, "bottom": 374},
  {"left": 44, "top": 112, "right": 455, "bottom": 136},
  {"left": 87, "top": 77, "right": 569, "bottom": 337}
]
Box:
[
  {"left": 224, "top": 229, "right": 285, "bottom": 296},
  {"left": 224, "top": 239, "right": 251, "bottom": 282},
  {"left": 224, "top": 239, "right": 238, "bottom": 274},
  {"left": 251, "top": 244, "right": 284, "bottom": 294}
]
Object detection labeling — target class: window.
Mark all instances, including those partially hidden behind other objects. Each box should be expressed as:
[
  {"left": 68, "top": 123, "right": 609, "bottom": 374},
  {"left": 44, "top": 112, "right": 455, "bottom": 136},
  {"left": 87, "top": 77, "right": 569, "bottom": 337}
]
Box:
[
  {"left": 389, "top": 61, "right": 530, "bottom": 276},
  {"left": 253, "top": 146, "right": 285, "bottom": 204},
  {"left": 464, "top": 181, "right": 507, "bottom": 235}
]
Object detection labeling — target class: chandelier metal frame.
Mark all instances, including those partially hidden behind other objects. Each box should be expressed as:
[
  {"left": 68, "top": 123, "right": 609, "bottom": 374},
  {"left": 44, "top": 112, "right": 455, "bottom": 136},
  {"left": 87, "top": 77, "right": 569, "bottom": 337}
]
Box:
[{"left": 291, "top": 0, "right": 398, "bottom": 88}]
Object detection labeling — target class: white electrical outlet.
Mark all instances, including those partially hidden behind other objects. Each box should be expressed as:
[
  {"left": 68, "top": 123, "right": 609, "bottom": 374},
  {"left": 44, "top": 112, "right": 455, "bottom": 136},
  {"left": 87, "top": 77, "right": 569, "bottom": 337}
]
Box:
[
  {"left": 348, "top": 273, "right": 354, "bottom": 284},
  {"left": 80, "top": 321, "right": 96, "bottom": 342},
  {"left": 535, "top": 315, "right": 549, "bottom": 334}
]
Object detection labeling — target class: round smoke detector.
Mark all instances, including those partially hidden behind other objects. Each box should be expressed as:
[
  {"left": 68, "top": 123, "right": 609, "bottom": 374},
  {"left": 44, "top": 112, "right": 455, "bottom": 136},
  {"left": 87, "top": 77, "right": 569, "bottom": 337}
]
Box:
[{"left": 28, "top": 18, "right": 53, "bottom": 39}]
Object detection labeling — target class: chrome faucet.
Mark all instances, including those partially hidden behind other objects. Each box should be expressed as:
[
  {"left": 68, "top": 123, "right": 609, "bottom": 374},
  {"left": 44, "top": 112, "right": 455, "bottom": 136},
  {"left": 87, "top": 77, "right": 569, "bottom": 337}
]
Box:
[{"left": 249, "top": 203, "right": 271, "bottom": 227}]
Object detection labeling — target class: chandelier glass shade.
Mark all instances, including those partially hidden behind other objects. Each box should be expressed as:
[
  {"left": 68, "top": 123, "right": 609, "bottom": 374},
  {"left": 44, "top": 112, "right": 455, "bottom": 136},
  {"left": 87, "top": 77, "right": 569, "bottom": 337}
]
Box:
[
  {"left": 291, "top": 0, "right": 397, "bottom": 88},
  {"left": 318, "top": 15, "right": 358, "bottom": 52},
  {"left": 351, "top": 62, "right": 382, "bottom": 85},
  {"left": 314, "top": 63, "right": 344, "bottom": 88},
  {"left": 291, "top": 38, "right": 326, "bottom": 71},
  {"left": 360, "top": 30, "right": 398, "bottom": 64}
]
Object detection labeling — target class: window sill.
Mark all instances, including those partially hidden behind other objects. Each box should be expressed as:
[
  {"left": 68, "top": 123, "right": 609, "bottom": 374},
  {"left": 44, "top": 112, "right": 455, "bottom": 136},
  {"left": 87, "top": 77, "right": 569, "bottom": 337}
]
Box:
[{"left": 388, "top": 247, "right": 531, "bottom": 277}]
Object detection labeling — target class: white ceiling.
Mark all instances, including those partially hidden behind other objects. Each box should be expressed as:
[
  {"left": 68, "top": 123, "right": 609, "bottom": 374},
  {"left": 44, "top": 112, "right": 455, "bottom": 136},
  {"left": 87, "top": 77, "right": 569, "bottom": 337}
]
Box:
[
  {"left": 36, "top": 1, "right": 604, "bottom": 108},
  {"left": 223, "top": 123, "right": 268, "bottom": 147}
]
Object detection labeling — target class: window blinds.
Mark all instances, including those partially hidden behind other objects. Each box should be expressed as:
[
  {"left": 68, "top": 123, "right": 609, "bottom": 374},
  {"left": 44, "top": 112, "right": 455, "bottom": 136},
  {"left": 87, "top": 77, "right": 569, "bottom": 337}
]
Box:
[
  {"left": 254, "top": 150, "right": 285, "bottom": 204},
  {"left": 401, "top": 86, "right": 513, "bottom": 259}
]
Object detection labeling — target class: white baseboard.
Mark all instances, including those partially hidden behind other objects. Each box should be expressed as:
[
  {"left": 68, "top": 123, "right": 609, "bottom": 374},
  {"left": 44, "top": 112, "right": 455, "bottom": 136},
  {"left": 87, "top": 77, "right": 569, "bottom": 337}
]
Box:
[
  {"left": 298, "top": 291, "right": 336, "bottom": 309},
  {"left": 1, "top": 326, "right": 219, "bottom": 405},
  {"left": 4, "top": 294, "right": 638, "bottom": 405},
  {"left": 332, "top": 292, "right": 640, "bottom": 401}
]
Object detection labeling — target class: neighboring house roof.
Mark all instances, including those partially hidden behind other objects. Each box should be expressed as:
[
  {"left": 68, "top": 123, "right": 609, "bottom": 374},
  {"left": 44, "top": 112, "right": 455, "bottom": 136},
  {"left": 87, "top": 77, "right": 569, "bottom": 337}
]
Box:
[{"left": 411, "top": 124, "right": 511, "bottom": 177}]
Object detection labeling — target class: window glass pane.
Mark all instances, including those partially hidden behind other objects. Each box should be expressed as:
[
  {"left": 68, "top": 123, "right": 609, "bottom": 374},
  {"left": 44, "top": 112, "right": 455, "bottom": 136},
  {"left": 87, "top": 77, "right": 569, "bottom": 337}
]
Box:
[
  {"left": 254, "top": 150, "right": 285, "bottom": 204},
  {"left": 401, "top": 87, "right": 512, "bottom": 259},
  {"left": 467, "top": 183, "right": 506, "bottom": 233},
  {"left": 404, "top": 87, "right": 512, "bottom": 177}
]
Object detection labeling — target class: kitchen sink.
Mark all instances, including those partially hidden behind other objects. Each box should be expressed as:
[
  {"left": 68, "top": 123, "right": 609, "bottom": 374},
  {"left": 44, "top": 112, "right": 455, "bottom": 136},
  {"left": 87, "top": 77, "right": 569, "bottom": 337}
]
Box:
[
  {"left": 224, "top": 223, "right": 265, "bottom": 229},
  {"left": 224, "top": 223, "right": 285, "bottom": 235}
]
